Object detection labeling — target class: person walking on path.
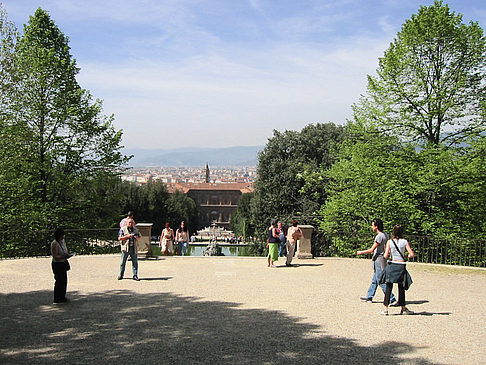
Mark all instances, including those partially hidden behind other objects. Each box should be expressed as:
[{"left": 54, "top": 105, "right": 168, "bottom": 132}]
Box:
[
  {"left": 51, "top": 228, "right": 73, "bottom": 304},
  {"left": 267, "top": 219, "right": 280, "bottom": 267},
  {"left": 381, "top": 224, "right": 415, "bottom": 315},
  {"left": 175, "top": 221, "right": 190, "bottom": 256},
  {"left": 118, "top": 219, "right": 141, "bottom": 281},
  {"left": 159, "top": 222, "right": 175, "bottom": 256},
  {"left": 285, "top": 220, "right": 302, "bottom": 267},
  {"left": 357, "top": 218, "right": 397, "bottom": 305}
]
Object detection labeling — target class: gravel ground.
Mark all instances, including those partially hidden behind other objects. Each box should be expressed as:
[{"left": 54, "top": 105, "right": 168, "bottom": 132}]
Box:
[{"left": 0, "top": 255, "right": 485, "bottom": 364}]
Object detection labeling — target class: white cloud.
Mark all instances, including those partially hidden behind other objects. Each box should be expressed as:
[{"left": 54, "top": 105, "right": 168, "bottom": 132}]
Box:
[
  {"left": 4, "top": 0, "right": 485, "bottom": 150},
  {"left": 76, "top": 32, "right": 389, "bottom": 148}
]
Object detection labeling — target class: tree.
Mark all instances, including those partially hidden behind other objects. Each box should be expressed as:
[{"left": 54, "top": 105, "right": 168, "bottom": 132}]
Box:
[
  {"left": 230, "top": 192, "right": 255, "bottom": 238},
  {"left": 303, "top": 120, "right": 486, "bottom": 257},
  {"left": 251, "top": 123, "right": 345, "bottom": 237},
  {"left": 0, "top": 3, "right": 17, "bottom": 83},
  {"left": 118, "top": 181, "right": 199, "bottom": 236},
  {"left": 165, "top": 190, "right": 198, "bottom": 234},
  {"left": 355, "top": 0, "right": 486, "bottom": 146},
  {"left": 0, "top": 8, "right": 129, "bottom": 256}
]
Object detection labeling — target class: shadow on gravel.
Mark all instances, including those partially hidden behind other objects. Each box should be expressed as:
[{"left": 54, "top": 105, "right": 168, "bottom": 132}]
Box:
[
  {"left": 138, "top": 277, "right": 174, "bottom": 281},
  {"left": 282, "top": 264, "right": 324, "bottom": 268},
  {"left": 411, "top": 312, "right": 452, "bottom": 316},
  {"left": 0, "top": 290, "right": 436, "bottom": 365},
  {"left": 406, "top": 300, "right": 429, "bottom": 305}
]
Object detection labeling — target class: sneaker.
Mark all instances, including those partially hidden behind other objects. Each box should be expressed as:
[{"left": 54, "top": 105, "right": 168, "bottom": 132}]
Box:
[
  {"left": 389, "top": 300, "right": 399, "bottom": 307},
  {"left": 380, "top": 309, "right": 389, "bottom": 316},
  {"left": 400, "top": 308, "right": 414, "bottom": 315},
  {"left": 133, "top": 275, "right": 140, "bottom": 281},
  {"left": 360, "top": 297, "right": 372, "bottom": 302},
  {"left": 117, "top": 275, "right": 123, "bottom": 280}
]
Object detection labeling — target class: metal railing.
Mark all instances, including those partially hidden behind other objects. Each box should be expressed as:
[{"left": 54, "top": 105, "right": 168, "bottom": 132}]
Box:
[
  {"left": 0, "top": 228, "right": 120, "bottom": 258},
  {"left": 1, "top": 228, "right": 485, "bottom": 267},
  {"left": 312, "top": 232, "right": 486, "bottom": 267}
]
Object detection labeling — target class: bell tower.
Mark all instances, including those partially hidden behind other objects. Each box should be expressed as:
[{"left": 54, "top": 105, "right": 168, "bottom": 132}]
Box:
[{"left": 205, "top": 163, "right": 210, "bottom": 183}]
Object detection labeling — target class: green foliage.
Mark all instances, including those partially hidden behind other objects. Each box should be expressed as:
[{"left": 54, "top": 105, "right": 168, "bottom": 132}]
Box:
[
  {"left": 165, "top": 190, "right": 198, "bottom": 234},
  {"left": 303, "top": 121, "right": 486, "bottom": 256},
  {"left": 246, "top": 240, "right": 267, "bottom": 257},
  {"left": 251, "top": 123, "right": 345, "bottom": 237},
  {"left": 118, "top": 181, "right": 198, "bottom": 236},
  {"left": 355, "top": 0, "right": 486, "bottom": 146},
  {"left": 230, "top": 192, "right": 255, "bottom": 238},
  {"left": 0, "top": 8, "right": 129, "bottom": 257},
  {"left": 299, "top": 2, "right": 486, "bottom": 258}
]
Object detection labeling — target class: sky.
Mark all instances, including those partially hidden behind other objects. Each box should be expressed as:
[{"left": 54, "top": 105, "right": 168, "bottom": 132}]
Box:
[{"left": 2, "top": 0, "right": 486, "bottom": 150}]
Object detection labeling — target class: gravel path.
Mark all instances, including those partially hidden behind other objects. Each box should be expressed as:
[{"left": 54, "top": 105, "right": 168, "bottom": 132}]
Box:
[{"left": 0, "top": 255, "right": 485, "bottom": 364}]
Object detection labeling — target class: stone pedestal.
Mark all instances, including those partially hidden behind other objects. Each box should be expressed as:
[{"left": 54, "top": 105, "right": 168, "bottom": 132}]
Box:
[
  {"left": 296, "top": 225, "right": 313, "bottom": 259},
  {"left": 136, "top": 223, "right": 153, "bottom": 258}
]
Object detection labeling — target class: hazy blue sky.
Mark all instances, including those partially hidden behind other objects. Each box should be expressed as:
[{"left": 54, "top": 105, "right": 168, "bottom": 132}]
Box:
[{"left": 2, "top": 1, "right": 486, "bottom": 149}]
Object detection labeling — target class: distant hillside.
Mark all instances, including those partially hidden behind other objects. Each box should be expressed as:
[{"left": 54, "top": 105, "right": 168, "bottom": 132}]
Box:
[{"left": 123, "top": 146, "right": 263, "bottom": 167}]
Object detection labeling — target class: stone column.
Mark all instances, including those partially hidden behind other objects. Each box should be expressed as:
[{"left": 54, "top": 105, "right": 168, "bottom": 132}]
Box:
[
  {"left": 136, "top": 223, "right": 153, "bottom": 258},
  {"left": 296, "top": 225, "right": 313, "bottom": 259}
]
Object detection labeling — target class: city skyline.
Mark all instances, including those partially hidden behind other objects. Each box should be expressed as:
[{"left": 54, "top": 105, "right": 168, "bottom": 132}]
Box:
[
  {"left": 123, "top": 166, "right": 257, "bottom": 186},
  {"left": 3, "top": 0, "right": 486, "bottom": 150}
]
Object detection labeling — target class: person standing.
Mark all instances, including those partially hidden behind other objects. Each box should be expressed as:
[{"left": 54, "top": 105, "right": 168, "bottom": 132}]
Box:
[
  {"left": 118, "top": 219, "right": 141, "bottom": 281},
  {"left": 51, "top": 228, "right": 72, "bottom": 304},
  {"left": 381, "top": 224, "right": 415, "bottom": 315},
  {"left": 285, "top": 220, "right": 302, "bottom": 267},
  {"left": 357, "top": 218, "right": 397, "bottom": 305},
  {"left": 159, "top": 222, "right": 174, "bottom": 256},
  {"left": 277, "top": 221, "right": 287, "bottom": 257},
  {"left": 267, "top": 220, "right": 280, "bottom": 267},
  {"left": 120, "top": 211, "right": 135, "bottom": 228},
  {"left": 175, "top": 221, "right": 190, "bottom": 256}
]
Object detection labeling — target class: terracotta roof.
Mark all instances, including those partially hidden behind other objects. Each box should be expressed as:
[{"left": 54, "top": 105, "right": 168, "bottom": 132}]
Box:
[{"left": 166, "top": 182, "right": 253, "bottom": 194}]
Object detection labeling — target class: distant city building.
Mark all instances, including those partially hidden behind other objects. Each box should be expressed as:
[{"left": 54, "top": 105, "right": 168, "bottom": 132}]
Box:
[
  {"left": 166, "top": 180, "right": 253, "bottom": 229},
  {"left": 123, "top": 165, "right": 255, "bottom": 229}
]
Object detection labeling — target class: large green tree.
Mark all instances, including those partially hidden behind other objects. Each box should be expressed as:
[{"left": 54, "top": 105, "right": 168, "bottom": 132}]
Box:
[
  {"left": 0, "top": 8, "right": 129, "bottom": 255},
  {"left": 355, "top": 0, "right": 486, "bottom": 146},
  {"left": 303, "top": 2, "right": 486, "bottom": 255},
  {"left": 251, "top": 123, "right": 345, "bottom": 237},
  {"left": 304, "top": 122, "right": 486, "bottom": 254}
]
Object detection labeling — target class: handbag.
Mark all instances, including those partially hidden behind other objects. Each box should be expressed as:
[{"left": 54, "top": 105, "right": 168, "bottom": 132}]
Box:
[{"left": 63, "top": 260, "right": 71, "bottom": 271}]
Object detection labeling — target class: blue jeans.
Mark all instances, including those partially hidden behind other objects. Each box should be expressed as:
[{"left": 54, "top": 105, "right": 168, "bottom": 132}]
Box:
[
  {"left": 120, "top": 246, "right": 138, "bottom": 277},
  {"left": 366, "top": 259, "right": 396, "bottom": 302},
  {"left": 278, "top": 239, "right": 287, "bottom": 257},
  {"left": 178, "top": 241, "right": 188, "bottom": 256}
]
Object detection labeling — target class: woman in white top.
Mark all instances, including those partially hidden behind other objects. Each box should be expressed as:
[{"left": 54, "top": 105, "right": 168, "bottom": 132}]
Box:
[
  {"left": 159, "top": 222, "right": 174, "bottom": 256},
  {"left": 382, "top": 224, "right": 415, "bottom": 315}
]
